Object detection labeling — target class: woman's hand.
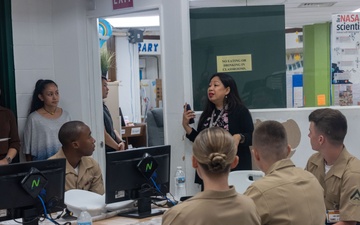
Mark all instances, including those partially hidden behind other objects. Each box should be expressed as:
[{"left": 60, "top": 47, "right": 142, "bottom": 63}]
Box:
[
  {"left": 0, "top": 158, "right": 9, "bottom": 165},
  {"left": 118, "top": 142, "right": 125, "bottom": 151},
  {"left": 233, "top": 134, "right": 241, "bottom": 148},
  {"left": 182, "top": 103, "right": 195, "bottom": 134}
]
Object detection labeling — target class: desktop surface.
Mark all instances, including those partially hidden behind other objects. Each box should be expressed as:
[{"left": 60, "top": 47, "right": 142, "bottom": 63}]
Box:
[{"left": 0, "top": 210, "right": 164, "bottom": 225}]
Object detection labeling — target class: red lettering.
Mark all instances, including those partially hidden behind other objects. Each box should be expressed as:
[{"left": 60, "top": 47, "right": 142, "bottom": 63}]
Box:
[{"left": 340, "top": 14, "right": 360, "bottom": 22}]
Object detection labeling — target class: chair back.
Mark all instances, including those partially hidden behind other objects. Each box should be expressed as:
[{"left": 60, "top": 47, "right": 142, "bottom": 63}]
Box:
[
  {"left": 228, "top": 170, "right": 264, "bottom": 194},
  {"left": 146, "top": 108, "right": 164, "bottom": 146}
]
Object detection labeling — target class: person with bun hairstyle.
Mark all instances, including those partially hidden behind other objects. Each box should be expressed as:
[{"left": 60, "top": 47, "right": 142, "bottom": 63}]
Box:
[
  {"left": 183, "top": 73, "right": 254, "bottom": 189},
  {"left": 162, "top": 127, "right": 260, "bottom": 225},
  {"left": 23, "top": 79, "right": 71, "bottom": 161}
]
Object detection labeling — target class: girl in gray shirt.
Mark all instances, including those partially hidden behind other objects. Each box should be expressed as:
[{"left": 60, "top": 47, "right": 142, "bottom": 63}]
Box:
[{"left": 23, "top": 79, "right": 71, "bottom": 161}]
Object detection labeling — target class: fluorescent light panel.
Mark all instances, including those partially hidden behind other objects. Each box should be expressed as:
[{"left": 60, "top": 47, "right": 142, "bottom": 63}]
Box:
[{"left": 106, "top": 16, "right": 160, "bottom": 28}]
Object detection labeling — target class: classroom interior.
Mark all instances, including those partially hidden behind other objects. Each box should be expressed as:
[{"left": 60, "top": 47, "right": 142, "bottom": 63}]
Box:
[{"left": 1, "top": 0, "right": 360, "bottom": 223}]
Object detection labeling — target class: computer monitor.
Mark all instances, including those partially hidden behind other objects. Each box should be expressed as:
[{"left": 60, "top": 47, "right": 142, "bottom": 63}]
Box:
[
  {"left": 0, "top": 159, "right": 66, "bottom": 225},
  {"left": 105, "top": 145, "right": 171, "bottom": 218}
]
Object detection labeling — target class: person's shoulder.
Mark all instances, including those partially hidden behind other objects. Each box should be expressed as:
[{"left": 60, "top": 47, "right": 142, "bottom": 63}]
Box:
[
  {"left": 61, "top": 108, "right": 70, "bottom": 114},
  {"left": 26, "top": 111, "right": 42, "bottom": 121},
  {"left": 162, "top": 205, "right": 183, "bottom": 225},
  {"left": 293, "top": 167, "right": 323, "bottom": 182},
  {"left": 48, "top": 149, "right": 64, "bottom": 159},
  {"left": 245, "top": 174, "right": 277, "bottom": 194},
  {"left": 0, "top": 106, "right": 10, "bottom": 112},
  {"left": 236, "top": 192, "right": 257, "bottom": 204},
  {"left": 233, "top": 103, "right": 247, "bottom": 111},
  {"left": 0, "top": 106, "right": 15, "bottom": 117},
  {"left": 228, "top": 104, "right": 250, "bottom": 115},
  {"left": 346, "top": 155, "right": 360, "bottom": 174},
  {"left": 307, "top": 152, "right": 322, "bottom": 162},
  {"left": 81, "top": 156, "right": 100, "bottom": 167},
  {"left": 59, "top": 108, "right": 70, "bottom": 117}
]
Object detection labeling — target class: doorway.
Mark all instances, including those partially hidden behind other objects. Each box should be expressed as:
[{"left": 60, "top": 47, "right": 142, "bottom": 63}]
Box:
[{"left": 87, "top": 8, "right": 163, "bottom": 175}]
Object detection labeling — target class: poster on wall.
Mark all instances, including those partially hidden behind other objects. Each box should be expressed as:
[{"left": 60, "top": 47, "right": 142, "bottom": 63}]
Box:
[
  {"left": 331, "top": 13, "right": 360, "bottom": 105},
  {"left": 333, "top": 83, "right": 353, "bottom": 106}
]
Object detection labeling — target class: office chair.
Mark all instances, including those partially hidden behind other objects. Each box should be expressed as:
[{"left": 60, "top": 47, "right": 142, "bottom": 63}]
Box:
[{"left": 228, "top": 170, "right": 264, "bottom": 194}]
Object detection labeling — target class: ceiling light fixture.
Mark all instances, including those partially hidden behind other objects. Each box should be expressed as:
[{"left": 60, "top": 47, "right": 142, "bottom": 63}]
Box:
[
  {"left": 298, "top": 2, "right": 336, "bottom": 8},
  {"left": 105, "top": 16, "right": 160, "bottom": 28}
]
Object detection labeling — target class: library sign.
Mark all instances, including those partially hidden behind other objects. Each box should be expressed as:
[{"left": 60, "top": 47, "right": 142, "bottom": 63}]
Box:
[
  {"left": 216, "top": 54, "right": 252, "bottom": 73},
  {"left": 138, "top": 40, "right": 161, "bottom": 55}
]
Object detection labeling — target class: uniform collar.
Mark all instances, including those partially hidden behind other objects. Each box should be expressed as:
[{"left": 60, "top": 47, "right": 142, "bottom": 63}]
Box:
[
  {"left": 266, "top": 158, "right": 295, "bottom": 175},
  {"left": 325, "top": 146, "right": 351, "bottom": 179},
  {"left": 57, "top": 148, "right": 94, "bottom": 175},
  {"left": 190, "top": 186, "right": 238, "bottom": 200}
]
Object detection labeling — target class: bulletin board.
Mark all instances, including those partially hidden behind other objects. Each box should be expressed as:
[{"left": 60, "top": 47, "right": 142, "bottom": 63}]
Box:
[{"left": 190, "top": 5, "right": 286, "bottom": 110}]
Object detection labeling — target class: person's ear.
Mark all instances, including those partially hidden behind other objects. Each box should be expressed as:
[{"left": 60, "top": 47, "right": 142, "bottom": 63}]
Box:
[
  {"left": 192, "top": 155, "right": 198, "bottom": 169},
  {"left": 286, "top": 144, "right": 291, "bottom": 157},
  {"left": 71, "top": 140, "right": 80, "bottom": 149},
  {"left": 230, "top": 156, "right": 239, "bottom": 169},
  {"left": 253, "top": 148, "right": 260, "bottom": 162},
  {"left": 319, "top": 135, "right": 325, "bottom": 145},
  {"left": 225, "top": 87, "right": 230, "bottom": 95},
  {"left": 38, "top": 93, "right": 44, "bottom": 101}
]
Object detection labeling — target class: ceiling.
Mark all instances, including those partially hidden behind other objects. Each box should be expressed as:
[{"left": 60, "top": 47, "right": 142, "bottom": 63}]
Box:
[
  {"left": 189, "top": 0, "right": 360, "bottom": 28},
  {"left": 107, "top": 0, "right": 360, "bottom": 29}
]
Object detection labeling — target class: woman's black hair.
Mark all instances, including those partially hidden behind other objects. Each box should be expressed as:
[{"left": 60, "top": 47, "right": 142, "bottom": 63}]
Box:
[
  {"left": 198, "top": 73, "right": 243, "bottom": 127},
  {"left": 29, "top": 79, "right": 58, "bottom": 114}
]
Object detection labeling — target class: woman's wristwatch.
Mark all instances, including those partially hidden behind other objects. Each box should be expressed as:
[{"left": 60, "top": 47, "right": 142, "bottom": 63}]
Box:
[{"left": 5, "top": 156, "right": 12, "bottom": 164}]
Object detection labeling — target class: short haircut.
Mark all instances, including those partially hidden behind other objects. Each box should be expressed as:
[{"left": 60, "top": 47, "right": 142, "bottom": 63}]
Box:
[
  {"left": 308, "top": 108, "right": 347, "bottom": 145},
  {"left": 253, "top": 120, "right": 288, "bottom": 161},
  {"left": 58, "top": 121, "right": 87, "bottom": 147},
  {"left": 193, "top": 127, "right": 236, "bottom": 174}
]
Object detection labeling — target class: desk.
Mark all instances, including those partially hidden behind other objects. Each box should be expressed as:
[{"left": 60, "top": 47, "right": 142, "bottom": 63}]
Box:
[
  {"left": 121, "top": 124, "right": 147, "bottom": 149},
  {"left": 0, "top": 212, "right": 163, "bottom": 225},
  {"left": 94, "top": 215, "right": 162, "bottom": 225}
]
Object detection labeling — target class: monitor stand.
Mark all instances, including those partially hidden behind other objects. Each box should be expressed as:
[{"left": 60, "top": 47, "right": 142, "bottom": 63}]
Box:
[
  {"left": 23, "top": 208, "right": 40, "bottom": 225},
  {"left": 118, "top": 197, "right": 165, "bottom": 219}
]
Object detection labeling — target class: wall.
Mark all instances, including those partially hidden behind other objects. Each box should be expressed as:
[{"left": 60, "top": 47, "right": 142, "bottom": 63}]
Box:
[
  {"left": 190, "top": 6, "right": 286, "bottom": 110},
  {"left": 12, "top": 0, "right": 104, "bottom": 164},
  {"left": 12, "top": 0, "right": 56, "bottom": 141},
  {"left": 115, "top": 36, "right": 141, "bottom": 123}
]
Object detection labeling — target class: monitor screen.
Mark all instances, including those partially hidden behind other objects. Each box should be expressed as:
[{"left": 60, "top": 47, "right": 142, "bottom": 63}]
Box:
[
  {"left": 105, "top": 145, "right": 171, "bottom": 218},
  {"left": 0, "top": 159, "right": 66, "bottom": 225}
]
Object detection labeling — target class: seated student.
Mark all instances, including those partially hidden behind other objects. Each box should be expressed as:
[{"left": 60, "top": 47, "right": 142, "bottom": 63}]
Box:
[
  {"left": 49, "top": 121, "right": 104, "bottom": 195},
  {"left": 244, "top": 120, "right": 326, "bottom": 225},
  {"left": 162, "top": 127, "right": 260, "bottom": 225},
  {"left": 306, "top": 108, "right": 360, "bottom": 225}
]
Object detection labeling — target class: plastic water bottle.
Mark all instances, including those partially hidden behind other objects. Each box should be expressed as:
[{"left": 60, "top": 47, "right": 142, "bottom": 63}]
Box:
[
  {"left": 174, "top": 166, "right": 186, "bottom": 201},
  {"left": 77, "top": 210, "right": 92, "bottom": 225}
]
